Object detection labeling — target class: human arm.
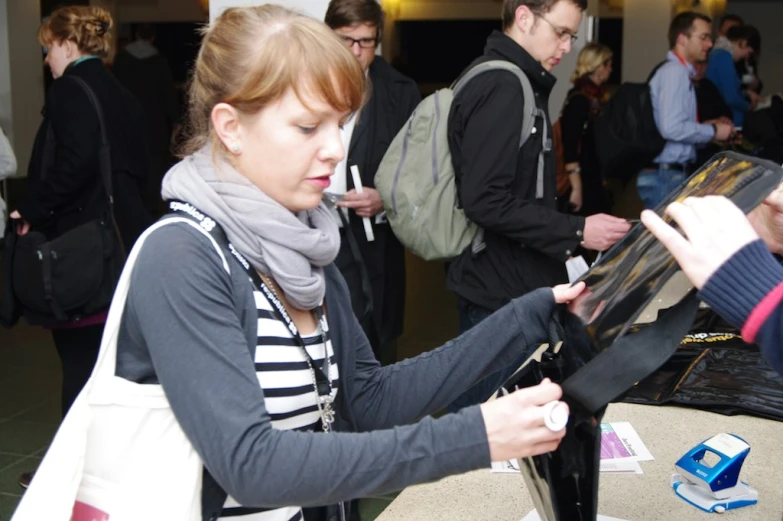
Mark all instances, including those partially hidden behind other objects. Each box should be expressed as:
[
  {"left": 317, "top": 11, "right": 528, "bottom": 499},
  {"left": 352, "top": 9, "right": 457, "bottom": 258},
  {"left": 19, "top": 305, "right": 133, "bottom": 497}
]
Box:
[
  {"left": 457, "top": 75, "right": 584, "bottom": 259},
  {"left": 345, "top": 275, "right": 583, "bottom": 429},
  {"left": 652, "top": 64, "right": 718, "bottom": 145},
  {"left": 0, "top": 128, "right": 16, "bottom": 180},
  {"left": 15, "top": 78, "right": 100, "bottom": 227},
  {"left": 641, "top": 197, "right": 783, "bottom": 375}
]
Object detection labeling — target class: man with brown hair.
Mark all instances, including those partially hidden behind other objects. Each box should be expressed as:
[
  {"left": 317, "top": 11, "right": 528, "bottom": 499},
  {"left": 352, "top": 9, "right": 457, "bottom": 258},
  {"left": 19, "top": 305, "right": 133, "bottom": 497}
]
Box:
[
  {"left": 324, "top": 0, "right": 420, "bottom": 366},
  {"left": 446, "top": 0, "right": 630, "bottom": 411}
]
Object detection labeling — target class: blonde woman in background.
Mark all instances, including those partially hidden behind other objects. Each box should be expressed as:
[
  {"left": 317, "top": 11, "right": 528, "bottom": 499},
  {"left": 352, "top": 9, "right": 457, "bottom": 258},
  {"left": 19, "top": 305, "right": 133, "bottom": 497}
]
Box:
[{"left": 559, "top": 42, "right": 613, "bottom": 216}]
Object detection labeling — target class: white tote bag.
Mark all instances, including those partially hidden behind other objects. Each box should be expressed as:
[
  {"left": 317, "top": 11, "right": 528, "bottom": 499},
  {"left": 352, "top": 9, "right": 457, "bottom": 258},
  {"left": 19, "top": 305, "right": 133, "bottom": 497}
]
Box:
[{"left": 12, "top": 218, "right": 231, "bottom": 521}]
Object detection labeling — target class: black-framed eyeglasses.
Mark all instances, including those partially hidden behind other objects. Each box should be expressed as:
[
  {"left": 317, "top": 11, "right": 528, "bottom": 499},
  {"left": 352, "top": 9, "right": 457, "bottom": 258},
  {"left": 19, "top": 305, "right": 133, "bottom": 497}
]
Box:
[
  {"left": 338, "top": 35, "right": 378, "bottom": 49},
  {"left": 536, "top": 14, "right": 578, "bottom": 44}
]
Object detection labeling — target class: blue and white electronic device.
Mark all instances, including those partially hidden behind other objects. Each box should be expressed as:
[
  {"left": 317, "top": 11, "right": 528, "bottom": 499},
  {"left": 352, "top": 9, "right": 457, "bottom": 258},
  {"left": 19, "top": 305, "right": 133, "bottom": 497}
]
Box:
[{"left": 672, "top": 433, "right": 758, "bottom": 514}]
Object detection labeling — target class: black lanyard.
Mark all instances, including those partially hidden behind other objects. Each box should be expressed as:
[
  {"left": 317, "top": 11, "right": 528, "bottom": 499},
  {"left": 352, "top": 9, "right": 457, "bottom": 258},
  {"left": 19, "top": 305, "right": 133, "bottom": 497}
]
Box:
[{"left": 168, "top": 201, "right": 332, "bottom": 397}]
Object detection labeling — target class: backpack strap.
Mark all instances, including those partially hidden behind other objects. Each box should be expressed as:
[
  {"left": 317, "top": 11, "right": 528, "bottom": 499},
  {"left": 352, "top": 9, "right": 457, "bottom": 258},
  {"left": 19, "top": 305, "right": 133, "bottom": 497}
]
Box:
[
  {"left": 646, "top": 60, "right": 668, "bottom": 84},
  {"left": 452, "top": 60, "right": 546, "bottom": 201},
  {"left": 452, "top": 60, "right": 547, "bottom": 256}
]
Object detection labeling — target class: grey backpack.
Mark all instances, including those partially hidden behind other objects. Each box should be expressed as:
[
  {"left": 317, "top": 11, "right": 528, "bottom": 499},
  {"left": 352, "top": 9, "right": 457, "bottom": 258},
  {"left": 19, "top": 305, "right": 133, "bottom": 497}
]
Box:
[{"left": 374, "top": 60, "right": 547, "bottom": 261}]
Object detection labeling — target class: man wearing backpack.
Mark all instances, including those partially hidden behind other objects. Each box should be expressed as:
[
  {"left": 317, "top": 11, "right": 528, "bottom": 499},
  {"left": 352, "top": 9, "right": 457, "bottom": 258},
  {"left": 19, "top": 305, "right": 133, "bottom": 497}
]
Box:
[
  {"left": 636, "top": 12, "right": 734, "bottom": 210},
  {"left": 446, "top": 0, "right": 630, "bottom": 411}
]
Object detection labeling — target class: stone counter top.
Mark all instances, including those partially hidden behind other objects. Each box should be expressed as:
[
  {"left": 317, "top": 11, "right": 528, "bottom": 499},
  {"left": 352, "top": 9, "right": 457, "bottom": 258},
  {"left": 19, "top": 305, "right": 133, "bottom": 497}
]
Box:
[{"left": 376, "top": 403, "right": 783, "bottom": 521}]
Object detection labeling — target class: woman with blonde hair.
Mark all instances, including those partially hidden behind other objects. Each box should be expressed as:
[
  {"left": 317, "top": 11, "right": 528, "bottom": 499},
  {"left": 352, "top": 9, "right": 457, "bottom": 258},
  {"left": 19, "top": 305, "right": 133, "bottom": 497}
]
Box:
[
  {"left": 10, "top": 6, "right": 150, "bottom": 420},
  {"left": 558, "top": 42, "right": 613, "bottom": 216},
  {"left": 15, "top": 5, "right": 586, "bottom": 521}
]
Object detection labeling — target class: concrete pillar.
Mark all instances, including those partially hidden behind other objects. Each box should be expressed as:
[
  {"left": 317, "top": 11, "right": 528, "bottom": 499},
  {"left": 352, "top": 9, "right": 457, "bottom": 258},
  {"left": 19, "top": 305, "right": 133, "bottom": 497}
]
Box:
[
  {"left": 209, "top": 0, "right": 330, "bottom": 23},
  {"left": 622, "top": 0, "right": 672, "bottom": 83},
  {"left": 0, "top": 0, "right": 45, "bottom": 176}
]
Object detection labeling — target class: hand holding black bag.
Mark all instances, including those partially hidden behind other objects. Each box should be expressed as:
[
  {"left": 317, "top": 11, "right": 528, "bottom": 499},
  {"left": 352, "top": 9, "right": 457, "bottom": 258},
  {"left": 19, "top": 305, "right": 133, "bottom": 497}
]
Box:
[{"left": 11, "top": 76, "right": 125, "bottom": 326}]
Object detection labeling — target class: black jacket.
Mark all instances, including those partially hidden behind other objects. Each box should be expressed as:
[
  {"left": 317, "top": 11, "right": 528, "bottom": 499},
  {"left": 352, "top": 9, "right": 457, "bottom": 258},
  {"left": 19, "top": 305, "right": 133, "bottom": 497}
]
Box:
[
  {"left": 447, "top": 31, "right": 585, "bottom": 311},
  {"left": 559, "top": 84, "right": 610, "bottom": 216},
  {"left": 18, "top": 58, "right": 152, "bottom": 249},
  {"left": 339, "top": 57, "right": 420, "bottom": 350},
  {"left": 112, "top": 44, "right": 180, "bottom": 157}
]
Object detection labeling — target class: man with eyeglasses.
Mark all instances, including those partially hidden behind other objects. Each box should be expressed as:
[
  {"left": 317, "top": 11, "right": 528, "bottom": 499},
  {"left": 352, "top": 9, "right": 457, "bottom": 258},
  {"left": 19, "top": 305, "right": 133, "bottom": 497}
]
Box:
[
  {"left": 636, "top": 11, "right": 735, "bottom": 210},
  {"left": 324, "top": 0, "right": 421, "bottom": 369},
  {"left": 446, "top": 0, "right": 630, "bottom": 412}
]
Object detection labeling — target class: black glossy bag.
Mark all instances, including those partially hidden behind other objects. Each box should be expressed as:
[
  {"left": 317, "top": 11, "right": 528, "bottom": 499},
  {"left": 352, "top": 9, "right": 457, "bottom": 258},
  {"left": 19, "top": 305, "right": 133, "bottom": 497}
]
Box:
[
  {"left": 505, "top": 152, "right": 783, "bottom": 521},
  {"left": 11, "top": 76, "right": 125, "bottom": 326}
]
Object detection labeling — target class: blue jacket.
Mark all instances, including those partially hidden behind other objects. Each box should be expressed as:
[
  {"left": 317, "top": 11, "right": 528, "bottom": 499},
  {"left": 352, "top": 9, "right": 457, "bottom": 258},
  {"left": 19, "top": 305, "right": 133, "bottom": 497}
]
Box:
[{"left": 706, "top": 48, "right": 750, "bottom": 126}]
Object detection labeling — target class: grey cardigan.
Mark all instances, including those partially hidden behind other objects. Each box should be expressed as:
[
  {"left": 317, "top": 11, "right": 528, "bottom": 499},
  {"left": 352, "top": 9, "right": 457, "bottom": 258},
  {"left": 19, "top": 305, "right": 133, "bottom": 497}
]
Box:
[{"left": 115, "top": 221, "right": 557, "bottom": 514}]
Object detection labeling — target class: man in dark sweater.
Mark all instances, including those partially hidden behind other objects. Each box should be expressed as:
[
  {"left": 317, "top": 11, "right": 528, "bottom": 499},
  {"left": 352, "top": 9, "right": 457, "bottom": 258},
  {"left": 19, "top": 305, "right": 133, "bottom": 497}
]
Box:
[
  {"left": 642, "top": 190, "right": 783, "bottom": 376},
  {"left": 446, "top": 0, "right": 630, "bottom": 410}
]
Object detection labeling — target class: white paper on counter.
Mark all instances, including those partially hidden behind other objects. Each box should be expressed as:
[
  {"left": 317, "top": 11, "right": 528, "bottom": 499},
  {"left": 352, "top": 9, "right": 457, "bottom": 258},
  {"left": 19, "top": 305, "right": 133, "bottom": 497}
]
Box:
[
  {"left": 521, "top": 511, "right": 628, "bottom": 521},
  {"left": 490, "top": 459, "right": 520, "bottom": 474},
  {"left": 599, "top": 457, "right": 643, "bottom": 474},
  {"left": 601, "top": 422, "right": 654, "bottom": 462}
]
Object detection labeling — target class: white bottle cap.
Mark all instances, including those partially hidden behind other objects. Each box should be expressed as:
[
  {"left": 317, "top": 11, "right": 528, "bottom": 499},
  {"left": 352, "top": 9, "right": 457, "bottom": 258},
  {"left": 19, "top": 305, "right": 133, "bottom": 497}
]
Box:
[{"left": 543, "top": 400, "right": 569, "bottom": 432}]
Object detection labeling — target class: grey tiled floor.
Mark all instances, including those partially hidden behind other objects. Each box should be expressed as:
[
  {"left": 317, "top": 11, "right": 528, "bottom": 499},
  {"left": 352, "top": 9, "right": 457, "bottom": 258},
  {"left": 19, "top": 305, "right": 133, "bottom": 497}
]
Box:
[{"left": 0, "top": 322, "right": 61, "bottom": 521}]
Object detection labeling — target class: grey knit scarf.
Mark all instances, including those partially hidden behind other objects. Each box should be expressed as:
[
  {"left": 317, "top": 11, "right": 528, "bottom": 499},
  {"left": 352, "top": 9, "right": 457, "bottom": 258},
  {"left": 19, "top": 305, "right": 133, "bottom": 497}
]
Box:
[{"left": 161, "top": 146, "right": 340, "bottom": 310}]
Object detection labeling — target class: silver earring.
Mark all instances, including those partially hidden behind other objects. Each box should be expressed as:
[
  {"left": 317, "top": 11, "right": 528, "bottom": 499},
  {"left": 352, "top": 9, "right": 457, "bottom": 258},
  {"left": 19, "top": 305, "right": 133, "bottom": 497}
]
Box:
[{"left": 230, "top": 143, "right": 240, "bottom": 153}]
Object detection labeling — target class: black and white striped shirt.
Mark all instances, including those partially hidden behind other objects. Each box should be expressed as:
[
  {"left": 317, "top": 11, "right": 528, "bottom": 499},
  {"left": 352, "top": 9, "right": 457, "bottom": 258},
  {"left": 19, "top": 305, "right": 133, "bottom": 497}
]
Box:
[{"left": 219, "top": 289, "right": 340, "bottom": 521}]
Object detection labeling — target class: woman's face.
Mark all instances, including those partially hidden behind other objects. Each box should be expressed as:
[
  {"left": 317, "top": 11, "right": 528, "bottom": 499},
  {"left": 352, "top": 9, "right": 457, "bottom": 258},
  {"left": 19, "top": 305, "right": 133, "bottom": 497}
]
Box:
[
  {"left": 44, "top": 40, "right": 76, "bottom": 79},
  {"left": 227, "top": 88, "right": 348, "bottom": 212}
]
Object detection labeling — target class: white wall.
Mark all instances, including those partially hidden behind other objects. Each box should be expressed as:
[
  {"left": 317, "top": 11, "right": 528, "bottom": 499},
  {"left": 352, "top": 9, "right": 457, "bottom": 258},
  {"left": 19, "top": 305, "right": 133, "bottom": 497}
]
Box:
[
  {"left": 209, "top": 0, "right": 329, "bottom": 22},
  {"left": 726, "top": 0, "right": 783, "bottom": 96},
  {"left": 621, "top": 0, "right": 672, "bottom": 82},
  {"left": 0, "top": 0, "right": 12, "bottom": 137},
  {"left": 2, "top": 0, "right": 45, "bottom": 175}
]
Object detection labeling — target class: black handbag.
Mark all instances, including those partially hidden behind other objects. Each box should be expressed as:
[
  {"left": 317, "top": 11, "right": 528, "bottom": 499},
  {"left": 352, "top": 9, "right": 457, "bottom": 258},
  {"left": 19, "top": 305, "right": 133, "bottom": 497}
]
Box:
[
  {"left": 506, "top": 152, "right": 783, "bottom": 521},
  {"left": 12, "top": 76, "right": 125, "bottom": 326}
]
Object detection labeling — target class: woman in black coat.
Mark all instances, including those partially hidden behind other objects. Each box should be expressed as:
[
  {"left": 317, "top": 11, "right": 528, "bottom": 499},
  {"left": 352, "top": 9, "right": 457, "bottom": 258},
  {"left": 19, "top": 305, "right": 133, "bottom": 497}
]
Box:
[
  {"left": 11, "top": 6, "right": 152, "bottom": 418},
  {"left": 559, "top": 43, "right": 614, "bottom": 217}
]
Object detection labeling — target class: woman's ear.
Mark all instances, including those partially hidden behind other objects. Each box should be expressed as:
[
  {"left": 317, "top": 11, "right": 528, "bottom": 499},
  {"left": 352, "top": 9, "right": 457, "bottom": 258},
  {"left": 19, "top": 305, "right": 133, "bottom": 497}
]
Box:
[{"left": 211, "top": 103, "right": 243, "bottom": 155}]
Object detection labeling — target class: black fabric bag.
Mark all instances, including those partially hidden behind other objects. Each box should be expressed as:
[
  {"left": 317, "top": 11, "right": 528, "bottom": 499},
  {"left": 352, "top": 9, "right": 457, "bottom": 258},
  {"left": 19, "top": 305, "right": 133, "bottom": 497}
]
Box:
[
  {"left": 593, "top": 63, "right": 666, "bottom": 183},
  {"left": 11, "top": 76, "right": 125, "bottom": 326},
  {"left": 624, "top": 309, "right": 783, "bottom": 421},
  {"left": 504, "top": 152, "right": 783, "bottom": 521}
]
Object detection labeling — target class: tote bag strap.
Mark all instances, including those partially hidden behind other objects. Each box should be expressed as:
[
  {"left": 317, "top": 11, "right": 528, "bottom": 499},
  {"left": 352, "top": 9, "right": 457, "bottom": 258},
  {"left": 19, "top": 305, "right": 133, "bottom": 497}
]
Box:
[{"left": 10, "top": 217, "right": 231, "bottom": 521}]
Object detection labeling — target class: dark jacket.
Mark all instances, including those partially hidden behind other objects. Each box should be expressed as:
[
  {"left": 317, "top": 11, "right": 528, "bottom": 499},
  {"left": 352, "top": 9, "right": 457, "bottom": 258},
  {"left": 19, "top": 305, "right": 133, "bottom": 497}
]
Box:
[
  {"left": 446, "top": 31, "right": 585, "bottom": 311},
  {"left": 560, "top": 79, "right": 610, "bottom": 216},
  {"left": 694, "top": 77, "right": 733, "bottom": 167},
  {"left": 18, "top": 58, "right": 152, "bottom": 249},
  {"left": 339, "top": 56, "right": 420, "bottom": 351},
  {"left": 112, "top": 42, "right": 180, "bottom": 157},
  {"left": 700, "top": 239, "right": 783, "bottom": 376},
  {"left": 115, "top": 219, "right": 559, "bottom": 518}
]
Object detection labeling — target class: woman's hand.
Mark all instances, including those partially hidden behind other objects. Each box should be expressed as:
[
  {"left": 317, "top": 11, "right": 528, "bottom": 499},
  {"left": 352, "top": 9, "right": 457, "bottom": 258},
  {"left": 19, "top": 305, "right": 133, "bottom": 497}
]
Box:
[
  {"left": 10, "top": 210, "right": 30, "bottom": 236},
  {"left": 641, "top": 196, "right": 758, "bottom": 289},
  {"left": 480, "top": 378, "right": 567, "bottom": 462},
  {"left": 748, "top": 184, "right": 783, "bottom": 255}
]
